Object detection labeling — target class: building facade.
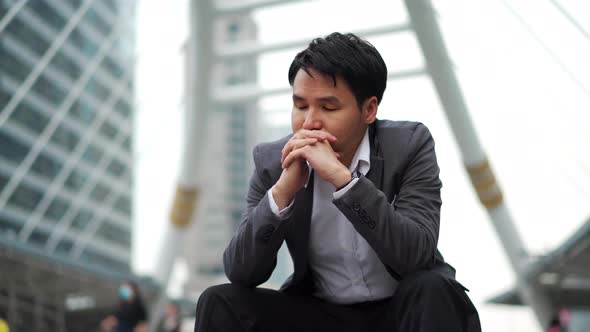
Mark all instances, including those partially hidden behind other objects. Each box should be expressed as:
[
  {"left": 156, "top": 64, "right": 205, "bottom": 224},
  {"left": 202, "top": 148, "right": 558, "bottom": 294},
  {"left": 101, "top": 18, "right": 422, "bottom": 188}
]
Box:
[
  {"left": 183, "top": 8, "right": 260, "bottom": 292},
  {"left": 181, "top": 1, "right": 300, "bottom": 293},
  {"left": 0, "top": 1, "right": 139, "bottom": 330}
]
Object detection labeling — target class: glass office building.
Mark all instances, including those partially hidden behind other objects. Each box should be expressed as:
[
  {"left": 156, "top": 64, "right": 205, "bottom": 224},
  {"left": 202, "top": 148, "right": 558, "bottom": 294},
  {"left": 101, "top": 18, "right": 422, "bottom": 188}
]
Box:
[
  {"left": 0, "top": 0, "right": 134, "bottom": 273},
  {"left": 0, "top": 1, "right": 152, "bottom": 331}
]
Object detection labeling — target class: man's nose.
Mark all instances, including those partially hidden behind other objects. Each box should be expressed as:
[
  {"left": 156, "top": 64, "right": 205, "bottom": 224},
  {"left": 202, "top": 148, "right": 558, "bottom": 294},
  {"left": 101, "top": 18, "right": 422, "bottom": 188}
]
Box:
[{"left": 302, "top": 107, "right": 322, "bottom": 130}]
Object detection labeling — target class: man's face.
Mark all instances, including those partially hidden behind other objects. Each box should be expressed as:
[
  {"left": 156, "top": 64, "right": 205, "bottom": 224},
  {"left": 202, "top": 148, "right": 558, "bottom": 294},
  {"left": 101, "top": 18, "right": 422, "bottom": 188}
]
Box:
[{"left": 291, "top": 68, "right": 376, "bottom": 164}]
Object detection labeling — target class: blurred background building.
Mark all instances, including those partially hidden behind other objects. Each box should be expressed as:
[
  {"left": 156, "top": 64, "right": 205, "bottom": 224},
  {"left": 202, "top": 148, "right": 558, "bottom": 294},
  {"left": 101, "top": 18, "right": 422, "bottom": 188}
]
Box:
[
  {"left": 182, "top": 9, "right": 260, "bottom": 292},
  {"left": 0, "top": 1, "right": 158, "bottom": 331},
  {"left": 179, "top": 1, "right": 295, "bottom": 294}
]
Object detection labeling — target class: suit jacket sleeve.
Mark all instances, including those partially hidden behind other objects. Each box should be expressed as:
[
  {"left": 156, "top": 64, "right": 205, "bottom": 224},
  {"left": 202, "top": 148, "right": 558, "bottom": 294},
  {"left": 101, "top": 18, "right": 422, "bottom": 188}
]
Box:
[
  {"left": 333, "top": 123, "right": 442, "bottom": 279},
  {"left": 223, "top": 143, "right": 289, "bottom": 287}
]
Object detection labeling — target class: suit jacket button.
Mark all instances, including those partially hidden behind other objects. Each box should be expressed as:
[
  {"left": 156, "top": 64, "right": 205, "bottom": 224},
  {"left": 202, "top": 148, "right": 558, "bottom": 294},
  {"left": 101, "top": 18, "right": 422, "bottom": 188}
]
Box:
[
  {"left": 359, "top": 210, "right": 367, "bottom": 217},
  {"left": 368, "top": 220, "right": 376, "bottom": 229},
  {"left": 352, "top": 203, "right": 361, "bottom": 212}
]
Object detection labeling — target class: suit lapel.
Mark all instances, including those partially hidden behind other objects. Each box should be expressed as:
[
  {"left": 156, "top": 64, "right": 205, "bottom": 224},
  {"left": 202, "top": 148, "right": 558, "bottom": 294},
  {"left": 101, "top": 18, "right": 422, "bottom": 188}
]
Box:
[
  {"left": 367, "top": 155, "right": 384, "bottom": 189},
  {"left": 367, "top": 122, "right": 384, "bottom": 189}
]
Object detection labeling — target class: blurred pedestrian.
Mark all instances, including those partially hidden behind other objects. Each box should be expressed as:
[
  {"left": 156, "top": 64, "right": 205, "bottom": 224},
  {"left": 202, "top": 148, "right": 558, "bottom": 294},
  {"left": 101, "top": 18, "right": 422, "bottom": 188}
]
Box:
[
  {"left": 547, "top": 317, "right": 560, "bottom": 332},
  {"left": 547, "top": 308, "right": 571, "bottom": 332},
  {"left": 156, "top": 301, "right": 181, "bottom": 332},
  {"left": 100, "top": 281, "right": 148, "bottom": 332}
]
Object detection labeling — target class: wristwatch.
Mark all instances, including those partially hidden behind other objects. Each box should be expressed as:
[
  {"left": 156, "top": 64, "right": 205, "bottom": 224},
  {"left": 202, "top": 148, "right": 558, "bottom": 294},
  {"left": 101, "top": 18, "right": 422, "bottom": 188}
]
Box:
[{"left": 336, "top": 169, "right": 359, "bottom": 191}]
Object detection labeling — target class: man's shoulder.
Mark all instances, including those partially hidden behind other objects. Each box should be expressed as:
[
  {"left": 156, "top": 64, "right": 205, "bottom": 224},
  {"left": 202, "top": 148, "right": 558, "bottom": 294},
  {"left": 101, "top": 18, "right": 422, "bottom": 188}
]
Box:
[
  {"left": 254, "top": 135, "right": 290, "bottom": 155},
  {"left": 375, "top": 119, "right": 431, "bottom": 140},
  {"left": 255, "top": 135, "right": 290, "bottom": 151},
  {"left": 252, "top": 135, "right": 291, "bottom": 167},
  {"left": 374, "top": 119, "right": 436, "bottom": 164}
]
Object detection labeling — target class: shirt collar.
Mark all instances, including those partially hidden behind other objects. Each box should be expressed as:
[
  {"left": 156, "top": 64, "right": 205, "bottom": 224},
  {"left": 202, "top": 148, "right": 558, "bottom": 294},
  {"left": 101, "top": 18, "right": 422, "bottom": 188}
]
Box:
[{"left": 349, "top": 128, "right": 371, "bottom": 176}]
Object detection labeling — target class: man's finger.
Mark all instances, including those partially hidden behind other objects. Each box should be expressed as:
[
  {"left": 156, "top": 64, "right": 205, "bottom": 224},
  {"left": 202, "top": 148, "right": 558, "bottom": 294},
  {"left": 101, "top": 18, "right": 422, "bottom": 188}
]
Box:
[
  {"left": 294, "top": 129, "right": 337, "bottom": 142},
  {"left": 281, "top": 138, "right": 317, "bottom": 163},
  {"left": 282, "top": 147, "right": 307, "bottom": 169},
  {"left": 281, "top": 138, "right": 317, "bottom": 162}
]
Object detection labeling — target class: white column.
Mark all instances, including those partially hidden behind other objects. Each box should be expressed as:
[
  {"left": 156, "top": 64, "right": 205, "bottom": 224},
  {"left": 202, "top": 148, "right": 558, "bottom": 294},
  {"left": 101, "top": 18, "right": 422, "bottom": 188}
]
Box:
[
  {"left": 405, "top": 0, "right": 553, "bottom": 328},
  {"left": 149, "top": 0, "right": 215, "bottom": 329}
]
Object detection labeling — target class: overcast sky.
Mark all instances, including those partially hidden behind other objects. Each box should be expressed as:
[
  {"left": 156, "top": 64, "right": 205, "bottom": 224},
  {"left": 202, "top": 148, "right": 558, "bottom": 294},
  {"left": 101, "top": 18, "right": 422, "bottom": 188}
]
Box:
[{"left": 134, "top": 1, "right": 590, "bottom": 330}]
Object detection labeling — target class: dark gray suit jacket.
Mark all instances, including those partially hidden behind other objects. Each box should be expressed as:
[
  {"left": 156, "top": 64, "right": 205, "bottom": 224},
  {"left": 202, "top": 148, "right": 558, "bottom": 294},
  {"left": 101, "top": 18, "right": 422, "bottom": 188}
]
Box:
[{"left": 223, "top": 119, "right": 454, "bottom": 295}]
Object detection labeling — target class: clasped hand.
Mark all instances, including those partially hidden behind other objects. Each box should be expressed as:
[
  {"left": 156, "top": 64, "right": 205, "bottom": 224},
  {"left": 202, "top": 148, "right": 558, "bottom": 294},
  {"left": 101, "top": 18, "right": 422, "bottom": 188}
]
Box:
[{"left": 272, "top": 130, "right": 351, "bottom": 209}]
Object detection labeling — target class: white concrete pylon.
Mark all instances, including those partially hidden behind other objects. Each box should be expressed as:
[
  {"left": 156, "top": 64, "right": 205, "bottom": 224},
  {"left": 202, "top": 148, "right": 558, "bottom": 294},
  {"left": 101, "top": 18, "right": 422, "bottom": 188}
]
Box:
[
  {"left": 148, "top": 0, "right": 215, "bottom": 329},
  {"left": 404, "top": 0, "right": 554, "bottom": 328}
]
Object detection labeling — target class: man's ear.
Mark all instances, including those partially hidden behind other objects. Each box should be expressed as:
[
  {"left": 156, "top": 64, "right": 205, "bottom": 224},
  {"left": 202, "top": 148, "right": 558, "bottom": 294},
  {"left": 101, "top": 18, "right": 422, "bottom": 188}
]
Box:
[{"left": 362, "top": 96, "right": 378, "bottom": 124}]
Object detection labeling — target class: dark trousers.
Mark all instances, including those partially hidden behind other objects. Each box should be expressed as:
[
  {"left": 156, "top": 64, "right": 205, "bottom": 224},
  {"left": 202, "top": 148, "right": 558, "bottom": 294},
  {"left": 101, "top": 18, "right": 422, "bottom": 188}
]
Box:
[{"left": 194, "top": 270, "right": 481, "bottom": 332}]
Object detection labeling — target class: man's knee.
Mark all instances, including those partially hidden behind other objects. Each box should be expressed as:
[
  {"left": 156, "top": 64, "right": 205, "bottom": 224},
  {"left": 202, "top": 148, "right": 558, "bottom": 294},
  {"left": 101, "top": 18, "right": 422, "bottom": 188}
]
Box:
[
  {"left": 394, "top": 269, "right": 472, "bottom": 310},
  {"left": 391, "top": 271, "right": 481, "bottom": 331},
  {"left": 397, "top": 269, "right": 452, "bottom": 296},
  {"left": 198, "top": 284, "right": 229, "bottom": 302},
  {"left": 196, "top": 283, "right": 247, "bottom": 310},
  {"left": 195, "top": 284, "right": 248, "bottom": 332}
]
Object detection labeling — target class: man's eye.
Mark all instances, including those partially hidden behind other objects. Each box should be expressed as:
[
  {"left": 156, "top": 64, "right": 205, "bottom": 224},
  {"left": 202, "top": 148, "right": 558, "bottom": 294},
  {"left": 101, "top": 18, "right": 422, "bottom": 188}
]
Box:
[
  {"left": 322, "top": 106, "right": 338, "bottom": 111},
  {"left": 295, "top": 105, "right": 308, "bottom": 110}
]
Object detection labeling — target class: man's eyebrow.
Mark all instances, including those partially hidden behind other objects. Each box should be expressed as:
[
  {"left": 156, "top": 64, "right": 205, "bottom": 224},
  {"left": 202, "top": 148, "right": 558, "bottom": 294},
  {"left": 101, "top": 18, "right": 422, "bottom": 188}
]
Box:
[
  {"left": 317, "top": 96, "right": 341, "bottom": 104},
  {"left": 292, "top": 94, "right": 305, "bottom": 102},
  {"left": 292, "top": 94, "right": 341, "bottom": 104}
]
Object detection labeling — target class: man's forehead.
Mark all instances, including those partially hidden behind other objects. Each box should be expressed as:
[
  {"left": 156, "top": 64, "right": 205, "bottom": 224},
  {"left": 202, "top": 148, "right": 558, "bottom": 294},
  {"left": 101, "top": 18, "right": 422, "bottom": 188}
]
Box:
[{"left": 294, "top": 67, "right": 338, "bottom": 86}]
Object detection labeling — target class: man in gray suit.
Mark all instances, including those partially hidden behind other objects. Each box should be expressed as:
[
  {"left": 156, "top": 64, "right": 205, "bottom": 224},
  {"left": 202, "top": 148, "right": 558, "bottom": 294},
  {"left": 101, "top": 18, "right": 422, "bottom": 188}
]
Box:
[{"left": 195, "top": 32, "right": 481, "bottom": 332}]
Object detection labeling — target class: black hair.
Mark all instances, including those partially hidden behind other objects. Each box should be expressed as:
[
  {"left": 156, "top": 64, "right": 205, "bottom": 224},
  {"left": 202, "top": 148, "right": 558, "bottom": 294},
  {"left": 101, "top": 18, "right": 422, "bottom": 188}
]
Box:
[{"left": 288, "top": 32, "right": 388, "bottom": 110}]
